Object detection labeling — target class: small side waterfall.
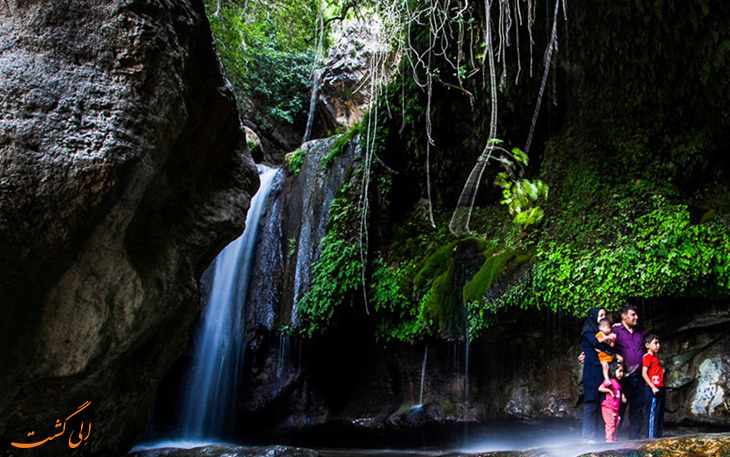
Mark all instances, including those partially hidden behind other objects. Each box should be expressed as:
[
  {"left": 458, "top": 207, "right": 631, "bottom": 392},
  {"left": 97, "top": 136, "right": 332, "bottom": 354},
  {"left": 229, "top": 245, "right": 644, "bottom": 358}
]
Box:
[
  {"left": 177, "top": 165, "right": 279, "bottom": 440},
  {"left": 302, "top": 68, "right": 324, "bottom": 143},
  {"left": 465, "top": 329, "right": 470, "bottom": 403},
  {"left": 418, "top": 345, "right": 428, "bottom": 406}
]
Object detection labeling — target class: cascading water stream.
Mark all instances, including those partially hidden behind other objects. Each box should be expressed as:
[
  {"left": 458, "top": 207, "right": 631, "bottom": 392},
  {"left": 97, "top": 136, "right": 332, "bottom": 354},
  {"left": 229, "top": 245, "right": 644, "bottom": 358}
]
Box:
[
  {"left": 465, "top": 329, "right": 470, "bottom": 404},
  {"left": 302, "top": 68, "right": 324, "bottom": 143},
  {"left": 177, "top": 165, "right": 279, "bottom": 440},
  {"left": 418, "top": 345, "right": 428, "bottom": 406}
]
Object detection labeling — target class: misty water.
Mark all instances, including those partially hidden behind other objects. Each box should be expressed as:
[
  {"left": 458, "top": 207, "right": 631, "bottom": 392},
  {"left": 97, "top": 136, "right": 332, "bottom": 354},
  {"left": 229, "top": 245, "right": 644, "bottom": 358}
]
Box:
[{"left": 134, "top": 421, "right": 629, "bottom": 457}]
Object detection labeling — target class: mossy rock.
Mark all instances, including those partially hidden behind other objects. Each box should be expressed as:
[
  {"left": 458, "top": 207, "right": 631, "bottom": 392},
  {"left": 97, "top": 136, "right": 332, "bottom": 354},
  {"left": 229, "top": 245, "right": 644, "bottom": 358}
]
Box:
[{"left": 413, "top": 237, "right": 489, "bottom": 338}]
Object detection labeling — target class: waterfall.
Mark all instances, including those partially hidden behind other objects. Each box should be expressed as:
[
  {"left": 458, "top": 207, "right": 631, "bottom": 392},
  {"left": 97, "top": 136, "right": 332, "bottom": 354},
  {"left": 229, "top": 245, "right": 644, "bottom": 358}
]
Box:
[
  {"left": 177, "top": 165, "right": 279, "bottom": 440},
  {"left": 277, "top": 333, "right": 290, "bottom": 378},
  {"left": 418, "top": 345, "right": 428, "bottom": 406},
  {"left": 465, "top": 329, "right": 471, "bottom": 403},
  {"left": 302, "top": 68, "right": 324, "bottom": 143}
]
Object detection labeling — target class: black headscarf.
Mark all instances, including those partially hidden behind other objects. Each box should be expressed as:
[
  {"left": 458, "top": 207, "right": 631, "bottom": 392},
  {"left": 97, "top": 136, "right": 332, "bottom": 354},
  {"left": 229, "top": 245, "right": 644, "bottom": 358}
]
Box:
[{"left": 580, "top": 307, "right": 603, "bottom": 337}]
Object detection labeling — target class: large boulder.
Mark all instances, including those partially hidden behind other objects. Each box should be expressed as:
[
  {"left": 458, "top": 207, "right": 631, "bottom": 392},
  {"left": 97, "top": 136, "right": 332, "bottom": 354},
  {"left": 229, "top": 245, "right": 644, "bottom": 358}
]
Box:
[
  {"left": 0, "top": 0, "right": 258, "bottom": 455},
  {"left": 318, "top": 18, "right": 396, "bottom": 131}
]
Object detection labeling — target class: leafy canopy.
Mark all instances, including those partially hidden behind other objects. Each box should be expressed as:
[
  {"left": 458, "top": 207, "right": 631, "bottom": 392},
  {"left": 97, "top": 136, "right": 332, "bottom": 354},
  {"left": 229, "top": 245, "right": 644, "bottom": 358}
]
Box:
[{"left": 205, "top": 0, "right": 321, "bottom": 125}]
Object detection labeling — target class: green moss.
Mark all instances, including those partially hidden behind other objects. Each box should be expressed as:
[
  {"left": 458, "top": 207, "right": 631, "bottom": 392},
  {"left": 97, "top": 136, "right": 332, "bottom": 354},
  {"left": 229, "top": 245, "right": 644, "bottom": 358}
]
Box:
[
  {"left": 413, "top": 243, "right": 455, "bottom": 287},
  {"left": 464, "top": 248, "right": 533, "bottom": 335},
  {"left": 462, "top": 247, "right": 510, "bottom": 304},
  {"left": 440, "top": 398, "right": 456, "bottom": 415},
  {"left": 286, "top": 148, "right": 306, "bottom": 175},
  {"left": 371, "top": 237, "right": 490, "bottom": 341},
  {"left": 319, "top": 123, "right": 362, "bottom": 169}
]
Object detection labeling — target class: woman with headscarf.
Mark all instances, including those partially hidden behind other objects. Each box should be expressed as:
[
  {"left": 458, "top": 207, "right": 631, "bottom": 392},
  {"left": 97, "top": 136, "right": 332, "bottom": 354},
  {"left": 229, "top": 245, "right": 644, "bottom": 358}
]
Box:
[{"left": 581, "top": 307, "right": 606, "bottom": 441}]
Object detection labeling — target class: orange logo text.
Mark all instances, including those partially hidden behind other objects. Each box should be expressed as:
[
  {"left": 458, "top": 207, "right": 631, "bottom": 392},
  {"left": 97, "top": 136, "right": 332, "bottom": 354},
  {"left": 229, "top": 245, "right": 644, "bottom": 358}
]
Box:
[{"left": 10, "top": 401, "right": 91, "bottom": 449}]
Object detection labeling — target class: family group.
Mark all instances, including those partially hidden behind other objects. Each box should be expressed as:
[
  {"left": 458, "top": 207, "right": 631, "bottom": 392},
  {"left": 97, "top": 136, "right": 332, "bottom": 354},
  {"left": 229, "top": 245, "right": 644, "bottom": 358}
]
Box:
[{"left": 580, "top": 304, "right": 666, "bottom": 442}]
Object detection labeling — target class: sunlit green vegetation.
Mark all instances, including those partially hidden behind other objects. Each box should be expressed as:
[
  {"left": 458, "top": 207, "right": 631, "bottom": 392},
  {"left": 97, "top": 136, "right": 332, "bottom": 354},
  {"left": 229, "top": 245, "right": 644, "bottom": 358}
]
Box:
[
  {"left": 205, "top": 0, "right": 322, "bottom": 125},
  {"left": 217, "top": 0, "right": 730, "bottom": 342}
]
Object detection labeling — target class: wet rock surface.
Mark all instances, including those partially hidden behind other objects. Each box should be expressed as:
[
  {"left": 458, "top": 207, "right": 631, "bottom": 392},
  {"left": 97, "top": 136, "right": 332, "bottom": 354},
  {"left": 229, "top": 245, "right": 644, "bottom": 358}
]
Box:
[
  {"left": 130, "top": 444, "right": 319, "bottom": 457},
  {"left": 0, "top": 0, "right": 258, "bottom": 455},
  {"left": 449, "top": 433, "right": 730, "bottom": 457},
  {"left": 234, "top": 294, "right": 730, "bottom": 437},
  {"left": 240, "top": 136, "right": 361, "bottom": 421},
  {"left": 245, "top": 137, "right": 360, "bottom": 334}
]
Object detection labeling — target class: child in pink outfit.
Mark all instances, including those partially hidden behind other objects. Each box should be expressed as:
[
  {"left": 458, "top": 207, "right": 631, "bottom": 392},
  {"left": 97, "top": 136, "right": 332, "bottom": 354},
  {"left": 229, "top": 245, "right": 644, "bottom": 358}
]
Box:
[{"left": 598, "top": 361, "right": 626, "bottom": 442}]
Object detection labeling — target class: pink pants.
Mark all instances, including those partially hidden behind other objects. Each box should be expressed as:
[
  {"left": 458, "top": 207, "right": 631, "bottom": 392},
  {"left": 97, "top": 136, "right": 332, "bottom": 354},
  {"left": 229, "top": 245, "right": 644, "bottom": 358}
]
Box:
[{"left": 602, "top": 406, "right": 620, "bottom": 442}]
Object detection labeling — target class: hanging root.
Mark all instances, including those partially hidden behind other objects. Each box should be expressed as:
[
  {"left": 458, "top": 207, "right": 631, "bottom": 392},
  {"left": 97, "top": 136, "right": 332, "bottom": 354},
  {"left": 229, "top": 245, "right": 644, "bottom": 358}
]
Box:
[
  {"left": 524, "top": 0, "right": 560, "bottom": 154},
  {"left": 449, "top": 0, "right": 498, "bottom": 235}
]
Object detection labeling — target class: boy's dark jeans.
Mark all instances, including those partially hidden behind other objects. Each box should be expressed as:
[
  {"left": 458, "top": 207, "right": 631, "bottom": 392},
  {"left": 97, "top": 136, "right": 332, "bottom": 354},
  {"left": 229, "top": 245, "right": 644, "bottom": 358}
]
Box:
[
  {"left": 645, "top": 386, "right": 666, "bottom": 438},
  {"left": 620, "top": 374, "right": 646, "bottom": 439}
]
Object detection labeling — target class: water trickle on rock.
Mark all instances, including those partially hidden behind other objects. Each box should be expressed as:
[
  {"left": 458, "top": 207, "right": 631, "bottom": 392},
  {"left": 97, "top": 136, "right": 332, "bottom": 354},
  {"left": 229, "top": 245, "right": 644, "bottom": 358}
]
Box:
[
  {"left": 418, "top": 345, "right": 428, "bottom": 406},
  {"left": 247, "top": 136, "right": 361, "bottom": 331}
]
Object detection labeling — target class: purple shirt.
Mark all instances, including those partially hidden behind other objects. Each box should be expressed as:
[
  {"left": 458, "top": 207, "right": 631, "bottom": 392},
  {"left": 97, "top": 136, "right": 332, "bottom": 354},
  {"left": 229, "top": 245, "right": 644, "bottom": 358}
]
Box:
[{"left": 613, "top": 324, "right": 645, "bottom": 376}]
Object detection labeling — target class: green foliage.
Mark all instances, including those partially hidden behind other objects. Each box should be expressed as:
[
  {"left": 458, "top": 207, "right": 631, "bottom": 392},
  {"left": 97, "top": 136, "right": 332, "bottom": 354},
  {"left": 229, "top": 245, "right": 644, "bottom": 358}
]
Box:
[
  {"left": 296, "top": 233, "right": 362, "bottom": 335},
  {"left": 370, "top": 258, "right": 424, "bottom": 342},
  {"left": 371, "top": 258, "right": 414, "bottom": 314},
  {"left": 297, "top": 178, "right": 363, "bottom": 335},
  {"left": 205, "top": 0, "right": 318, "bottom": 125},
  {"left": 247, "top": 139, "right": 260, "bottom": 155},
  {"left": 286, "top": 148, "right": 306, "bottom": 175},
  {"left": 319, "top": 124, "right": 362, "bottom": 169},
  {"left": 245, "top": 46, "right": 314, "bottom": 125},
  {"left": 497, "top": 178, "right": 549, "bottom": 229},
  {"left": 490, "top": 141, "right": 549, "bottom": 234},
  {"left": 205, "top": 3, "right": 249, "bottom": 86},
  {"left": 494, "top": 197, "right": 730, "bottom": 317}
]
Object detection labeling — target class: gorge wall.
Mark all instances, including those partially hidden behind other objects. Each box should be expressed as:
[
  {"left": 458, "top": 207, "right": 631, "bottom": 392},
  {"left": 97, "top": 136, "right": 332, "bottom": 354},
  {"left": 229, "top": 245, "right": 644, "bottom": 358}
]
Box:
[
  {"left": 0, "top": 0, "right": 258, "bottom": 455},
  {"left": 232, "top": 0, "right": 730, "bottom": 441},
  {"left": 236, "top": 141, "right": 730, "bottom": 442}
]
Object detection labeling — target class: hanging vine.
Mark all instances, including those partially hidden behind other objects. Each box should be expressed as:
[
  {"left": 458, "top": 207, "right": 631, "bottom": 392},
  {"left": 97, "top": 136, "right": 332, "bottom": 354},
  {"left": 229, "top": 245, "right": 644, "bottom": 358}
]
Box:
[{"left": 298, "top": 0, "right": 559, "bottom": 329}]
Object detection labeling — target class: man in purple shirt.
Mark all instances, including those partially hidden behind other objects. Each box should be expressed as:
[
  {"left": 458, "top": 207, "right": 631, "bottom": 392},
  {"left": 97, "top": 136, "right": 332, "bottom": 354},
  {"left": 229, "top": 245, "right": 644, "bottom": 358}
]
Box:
[{"left": 613, "top": 304, "right": 646, "bottom": 439}]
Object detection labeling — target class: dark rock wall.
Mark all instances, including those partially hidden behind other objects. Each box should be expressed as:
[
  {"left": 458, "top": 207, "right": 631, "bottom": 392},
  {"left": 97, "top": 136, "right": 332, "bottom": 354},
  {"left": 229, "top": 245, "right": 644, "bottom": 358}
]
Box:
[
  {"left": 0, "top": 0, "right": 258, "bottom": 455},
  {"left": 238, "top": 297, "right": 730, "bottom": 440},
  {"left": 240, "top": 137, "right": 361, "bottom": 430}
]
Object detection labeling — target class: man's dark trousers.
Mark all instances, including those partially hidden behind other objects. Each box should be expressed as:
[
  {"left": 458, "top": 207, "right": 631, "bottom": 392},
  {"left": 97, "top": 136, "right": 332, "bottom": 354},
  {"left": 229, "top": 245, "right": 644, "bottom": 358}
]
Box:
[{"left": 620, "top": 373, "right": 646, "bottom": 439}]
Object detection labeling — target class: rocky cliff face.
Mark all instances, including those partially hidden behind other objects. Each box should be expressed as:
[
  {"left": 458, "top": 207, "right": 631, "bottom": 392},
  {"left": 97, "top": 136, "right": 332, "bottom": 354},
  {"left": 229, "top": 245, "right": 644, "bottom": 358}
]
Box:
[
  {"left": 318, "top": 18, "right": 395, "bottom": 131},
  {"left": 246, "top": 137, "right": 360, "bottom": 333},
  {"left": 233, "top": 134, "right": 730, "bottom": 437},
  {"left": 0, "top": 0, "right": 258, "bottom": 455},
  {"left": 238, "top": 294, "right": 730, "bottom": 440}
]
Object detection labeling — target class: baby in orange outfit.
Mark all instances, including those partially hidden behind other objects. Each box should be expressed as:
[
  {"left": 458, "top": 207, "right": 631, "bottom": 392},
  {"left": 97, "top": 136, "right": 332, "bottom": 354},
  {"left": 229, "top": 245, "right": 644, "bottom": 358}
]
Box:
[{"left": 595, "top": 318, "right": 618, "bottom": 385}]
